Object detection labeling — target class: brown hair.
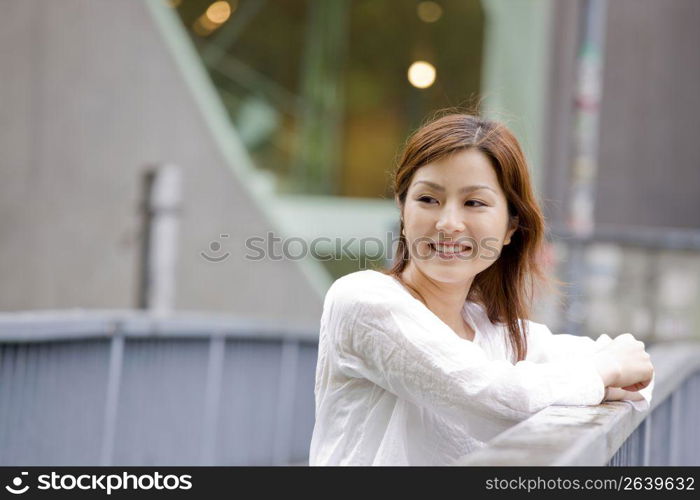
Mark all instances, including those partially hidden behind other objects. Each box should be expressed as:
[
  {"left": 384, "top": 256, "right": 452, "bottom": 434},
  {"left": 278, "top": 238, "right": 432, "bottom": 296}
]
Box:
[{"left": 379, "top": 113, "right": 553, "bottom": 362}]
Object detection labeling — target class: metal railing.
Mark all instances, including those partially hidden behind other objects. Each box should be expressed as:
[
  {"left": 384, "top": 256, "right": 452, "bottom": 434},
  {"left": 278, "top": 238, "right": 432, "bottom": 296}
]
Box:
[
  {"left": 4, "top": 310, "right": 697, "bottom": 466},
  {"left": 454, "top": 341, "right": 700, "bottom": 466},
  {"left": 0, "top": 310, "right": 318, "bottom": 466}
]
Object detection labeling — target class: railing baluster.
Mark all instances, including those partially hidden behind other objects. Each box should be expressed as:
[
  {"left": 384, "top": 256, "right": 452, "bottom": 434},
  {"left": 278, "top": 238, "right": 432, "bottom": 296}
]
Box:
[
  {"left": 272, "top": 339, "right": 299, "bottom": 465},
  {"left": 642, "top": 411, "right": 652, "bottom": 466},
  {"left": 200, "top": 334, "right": 225, "bottom": 465},
  {"left": 100, "top": 321, "right": 125, "bottom": 466},
  {"left": 669, "top": 391, "right": 682, "bottom": 466}
]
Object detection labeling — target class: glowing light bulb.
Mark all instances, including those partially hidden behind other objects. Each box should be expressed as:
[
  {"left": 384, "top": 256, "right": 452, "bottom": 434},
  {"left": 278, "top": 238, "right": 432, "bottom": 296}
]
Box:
[
  {"left": 206, "top": 1, "right": 232, "bottom": 24},
  {"left": 194, "top": 0, "right": 238, "bottom": 37},
  {"left": 407, "top": 61, "right": 436, "bottom": 89}
]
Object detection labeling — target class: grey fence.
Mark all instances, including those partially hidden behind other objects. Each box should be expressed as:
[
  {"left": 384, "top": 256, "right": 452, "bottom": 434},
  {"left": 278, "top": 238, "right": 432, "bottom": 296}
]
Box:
[
  {"left": 0, "top": 310, "right": 318, "bottom": 466},
  {"left": 454, "top": 341, "right": 700, "bottom": 466},
  {"left": 3, "top": 311, "right": 698, "bottom": 466}
]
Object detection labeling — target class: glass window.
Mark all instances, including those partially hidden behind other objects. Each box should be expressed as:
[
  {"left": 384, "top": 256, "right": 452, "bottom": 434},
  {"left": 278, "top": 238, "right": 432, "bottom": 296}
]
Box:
[{"left": 174, "top": 0, "right": 484, "bottom": 198}]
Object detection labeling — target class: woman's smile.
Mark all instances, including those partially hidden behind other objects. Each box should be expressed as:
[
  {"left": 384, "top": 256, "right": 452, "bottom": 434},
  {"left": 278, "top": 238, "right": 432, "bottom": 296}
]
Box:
[{"left": 429, "top": 242, "right": 473, "bottom": 260}]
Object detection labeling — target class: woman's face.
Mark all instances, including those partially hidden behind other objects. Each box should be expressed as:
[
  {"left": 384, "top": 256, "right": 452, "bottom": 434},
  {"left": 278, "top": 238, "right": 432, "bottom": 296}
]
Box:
[{"left": 400, "top": 148, "right": 518, "bottom": 284}]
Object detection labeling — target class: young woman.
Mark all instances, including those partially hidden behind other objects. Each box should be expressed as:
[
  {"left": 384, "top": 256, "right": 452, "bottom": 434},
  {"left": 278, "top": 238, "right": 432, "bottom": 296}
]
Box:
[{"left": 309, "top": 113, "right": 654, "bottom": 466}]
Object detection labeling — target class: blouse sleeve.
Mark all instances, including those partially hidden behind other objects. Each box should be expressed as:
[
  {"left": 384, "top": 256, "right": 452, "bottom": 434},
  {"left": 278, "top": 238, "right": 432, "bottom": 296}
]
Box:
[
  {"left": 526, "top": 321, "right": 654, "bottom": 411},
  {"left": 525, "top": 321, "right": 611, "bottom": 363},
  {"left": 326, "top": 283, "right": 607, "bottom": 423}
]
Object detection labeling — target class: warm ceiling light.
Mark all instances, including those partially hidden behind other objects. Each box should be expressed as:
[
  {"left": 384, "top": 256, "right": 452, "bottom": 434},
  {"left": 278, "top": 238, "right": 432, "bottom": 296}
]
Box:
[
  {"left": 407, "top": 61, "right": 436, "bottom": 89},
  {"left": 206, "top": 1, "right": 232, "bottom": 24},
  {"left": 417, "top": 1, "right": 443, "bottom": 23},
  {"left": 194, "top": 0, "right": 238, "bottom": 36}
]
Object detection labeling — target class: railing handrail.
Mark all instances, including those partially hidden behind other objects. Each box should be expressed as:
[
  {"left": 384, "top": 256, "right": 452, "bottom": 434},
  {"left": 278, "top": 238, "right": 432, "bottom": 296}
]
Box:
[
  {"left": 453, "top": 341, "right": 700, "bottom": 466},
  {"left": 0, "top": 309, "right": 319, "bottom": 343},
  {"left": 549, "top": 223, "right": 700, "bottom": 251}
]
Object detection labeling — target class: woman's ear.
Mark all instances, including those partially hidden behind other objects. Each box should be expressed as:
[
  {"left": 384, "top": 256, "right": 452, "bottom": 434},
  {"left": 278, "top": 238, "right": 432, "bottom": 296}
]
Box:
[
  {"left": 395, "top": 196, "right": 405, "bottom": 220},
  {"left": 504, "top": 215, "right": 519, "bottom": 245}
]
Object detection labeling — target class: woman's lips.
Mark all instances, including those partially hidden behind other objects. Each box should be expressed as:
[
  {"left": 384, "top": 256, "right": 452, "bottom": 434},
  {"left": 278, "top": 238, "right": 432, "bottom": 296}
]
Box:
[{"left": 429, "top": 243, "right": 472, "bottom": 258}]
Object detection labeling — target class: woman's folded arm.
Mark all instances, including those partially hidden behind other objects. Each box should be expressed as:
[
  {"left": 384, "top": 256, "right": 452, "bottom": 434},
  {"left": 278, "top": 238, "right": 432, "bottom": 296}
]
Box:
[
  {"left": 525, "top": 321, "right": 654, "bottom": 409},
  {"left": 525, "top": 321, "right": 612, "bottom": 362},
  {"left": 327, "top": 286, "right": 606, "bottom": 424}
]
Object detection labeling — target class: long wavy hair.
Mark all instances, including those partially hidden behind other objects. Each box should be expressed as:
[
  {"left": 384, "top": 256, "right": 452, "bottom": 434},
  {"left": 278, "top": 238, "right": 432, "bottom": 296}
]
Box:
[{"left": 379, "top": 113, "right": 553, "bottom": 362}]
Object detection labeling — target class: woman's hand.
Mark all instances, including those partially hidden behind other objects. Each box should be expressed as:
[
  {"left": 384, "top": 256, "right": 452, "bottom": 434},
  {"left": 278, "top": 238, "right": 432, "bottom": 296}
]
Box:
[
  {"left": 620, "top": 379, "right": 653, "bottom": 392},
  {"left": 593, "top": 333, "right": 654, "bottom": 390},
  {"left": 603, "top": 386, "right": 646, "bottom": 402}
]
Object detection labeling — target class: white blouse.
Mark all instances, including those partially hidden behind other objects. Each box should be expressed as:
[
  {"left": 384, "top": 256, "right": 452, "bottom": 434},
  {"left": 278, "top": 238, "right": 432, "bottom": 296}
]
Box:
[{"left": 309, "top": 269, "right": 654, "bottom": 466}]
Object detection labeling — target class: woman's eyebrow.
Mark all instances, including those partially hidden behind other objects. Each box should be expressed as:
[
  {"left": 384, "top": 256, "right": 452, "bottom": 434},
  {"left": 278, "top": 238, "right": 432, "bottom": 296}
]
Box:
[{"left": 412, "top": 180, "right": 497, "bottom": 194}]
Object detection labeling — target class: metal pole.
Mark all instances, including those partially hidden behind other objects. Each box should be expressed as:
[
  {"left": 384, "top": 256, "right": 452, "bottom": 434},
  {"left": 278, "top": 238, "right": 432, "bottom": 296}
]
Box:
[
  {"left": 564, "top": 0, "right": 608, "bottom": 336},
  {"left": 293, "top": 0, "right": 349, "bottom": 195},
  {"left": 568, "top": 0, "right": 607, "bottom": 236},
  {"left": 139, "top": 164, "right": 182, "bottom": 315}
]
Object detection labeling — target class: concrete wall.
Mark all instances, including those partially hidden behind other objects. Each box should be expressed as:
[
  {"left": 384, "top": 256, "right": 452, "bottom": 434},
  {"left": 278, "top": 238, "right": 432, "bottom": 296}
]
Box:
[
  {"left": 0, "top": 0, "right": 327, "bottom": 325},
  {"left": 543, "top": 0, "right": 700, "bottom": 230},
  {"left": 596, "top": 0, "right": 700, "bottom": 228}
]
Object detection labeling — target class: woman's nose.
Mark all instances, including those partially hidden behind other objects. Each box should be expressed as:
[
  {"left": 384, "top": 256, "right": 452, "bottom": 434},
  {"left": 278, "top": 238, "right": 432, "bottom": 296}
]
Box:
[{"left": 436, "top": 207, "right": 465, "bottom": 233}]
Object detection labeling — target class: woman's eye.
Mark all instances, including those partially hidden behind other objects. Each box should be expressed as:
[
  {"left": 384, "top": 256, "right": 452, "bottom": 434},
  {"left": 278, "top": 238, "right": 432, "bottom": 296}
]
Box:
[
  {"left": 417, "top": 196, "right": 436, "bottom": 204},
  {"left": 418, "top": 196, "right": 486, "bottom": 207}
]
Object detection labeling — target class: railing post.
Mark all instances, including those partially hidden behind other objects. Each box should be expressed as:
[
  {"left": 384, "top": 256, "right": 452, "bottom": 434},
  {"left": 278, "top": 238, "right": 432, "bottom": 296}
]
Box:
[
  {"left": 272, "top": 339, "right": 299, "bottom": 465},
  {"left": 200, "top": 335, "right": 225, "bottom": 465},
  {"left": 641, "top": 411, "right": 652, "bottom": 466},
  {"left": 669, "top": 391, "right": 682, "bottom": 465},
  {"left": 100, "top": 321, "right": 125, "bottom": 466}
]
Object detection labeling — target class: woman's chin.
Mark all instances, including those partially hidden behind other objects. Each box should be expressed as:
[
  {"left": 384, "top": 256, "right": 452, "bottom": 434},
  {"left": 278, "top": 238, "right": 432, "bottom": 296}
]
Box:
[{"left": 422, "top": 264, "right": 475, "bottom": 283}]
